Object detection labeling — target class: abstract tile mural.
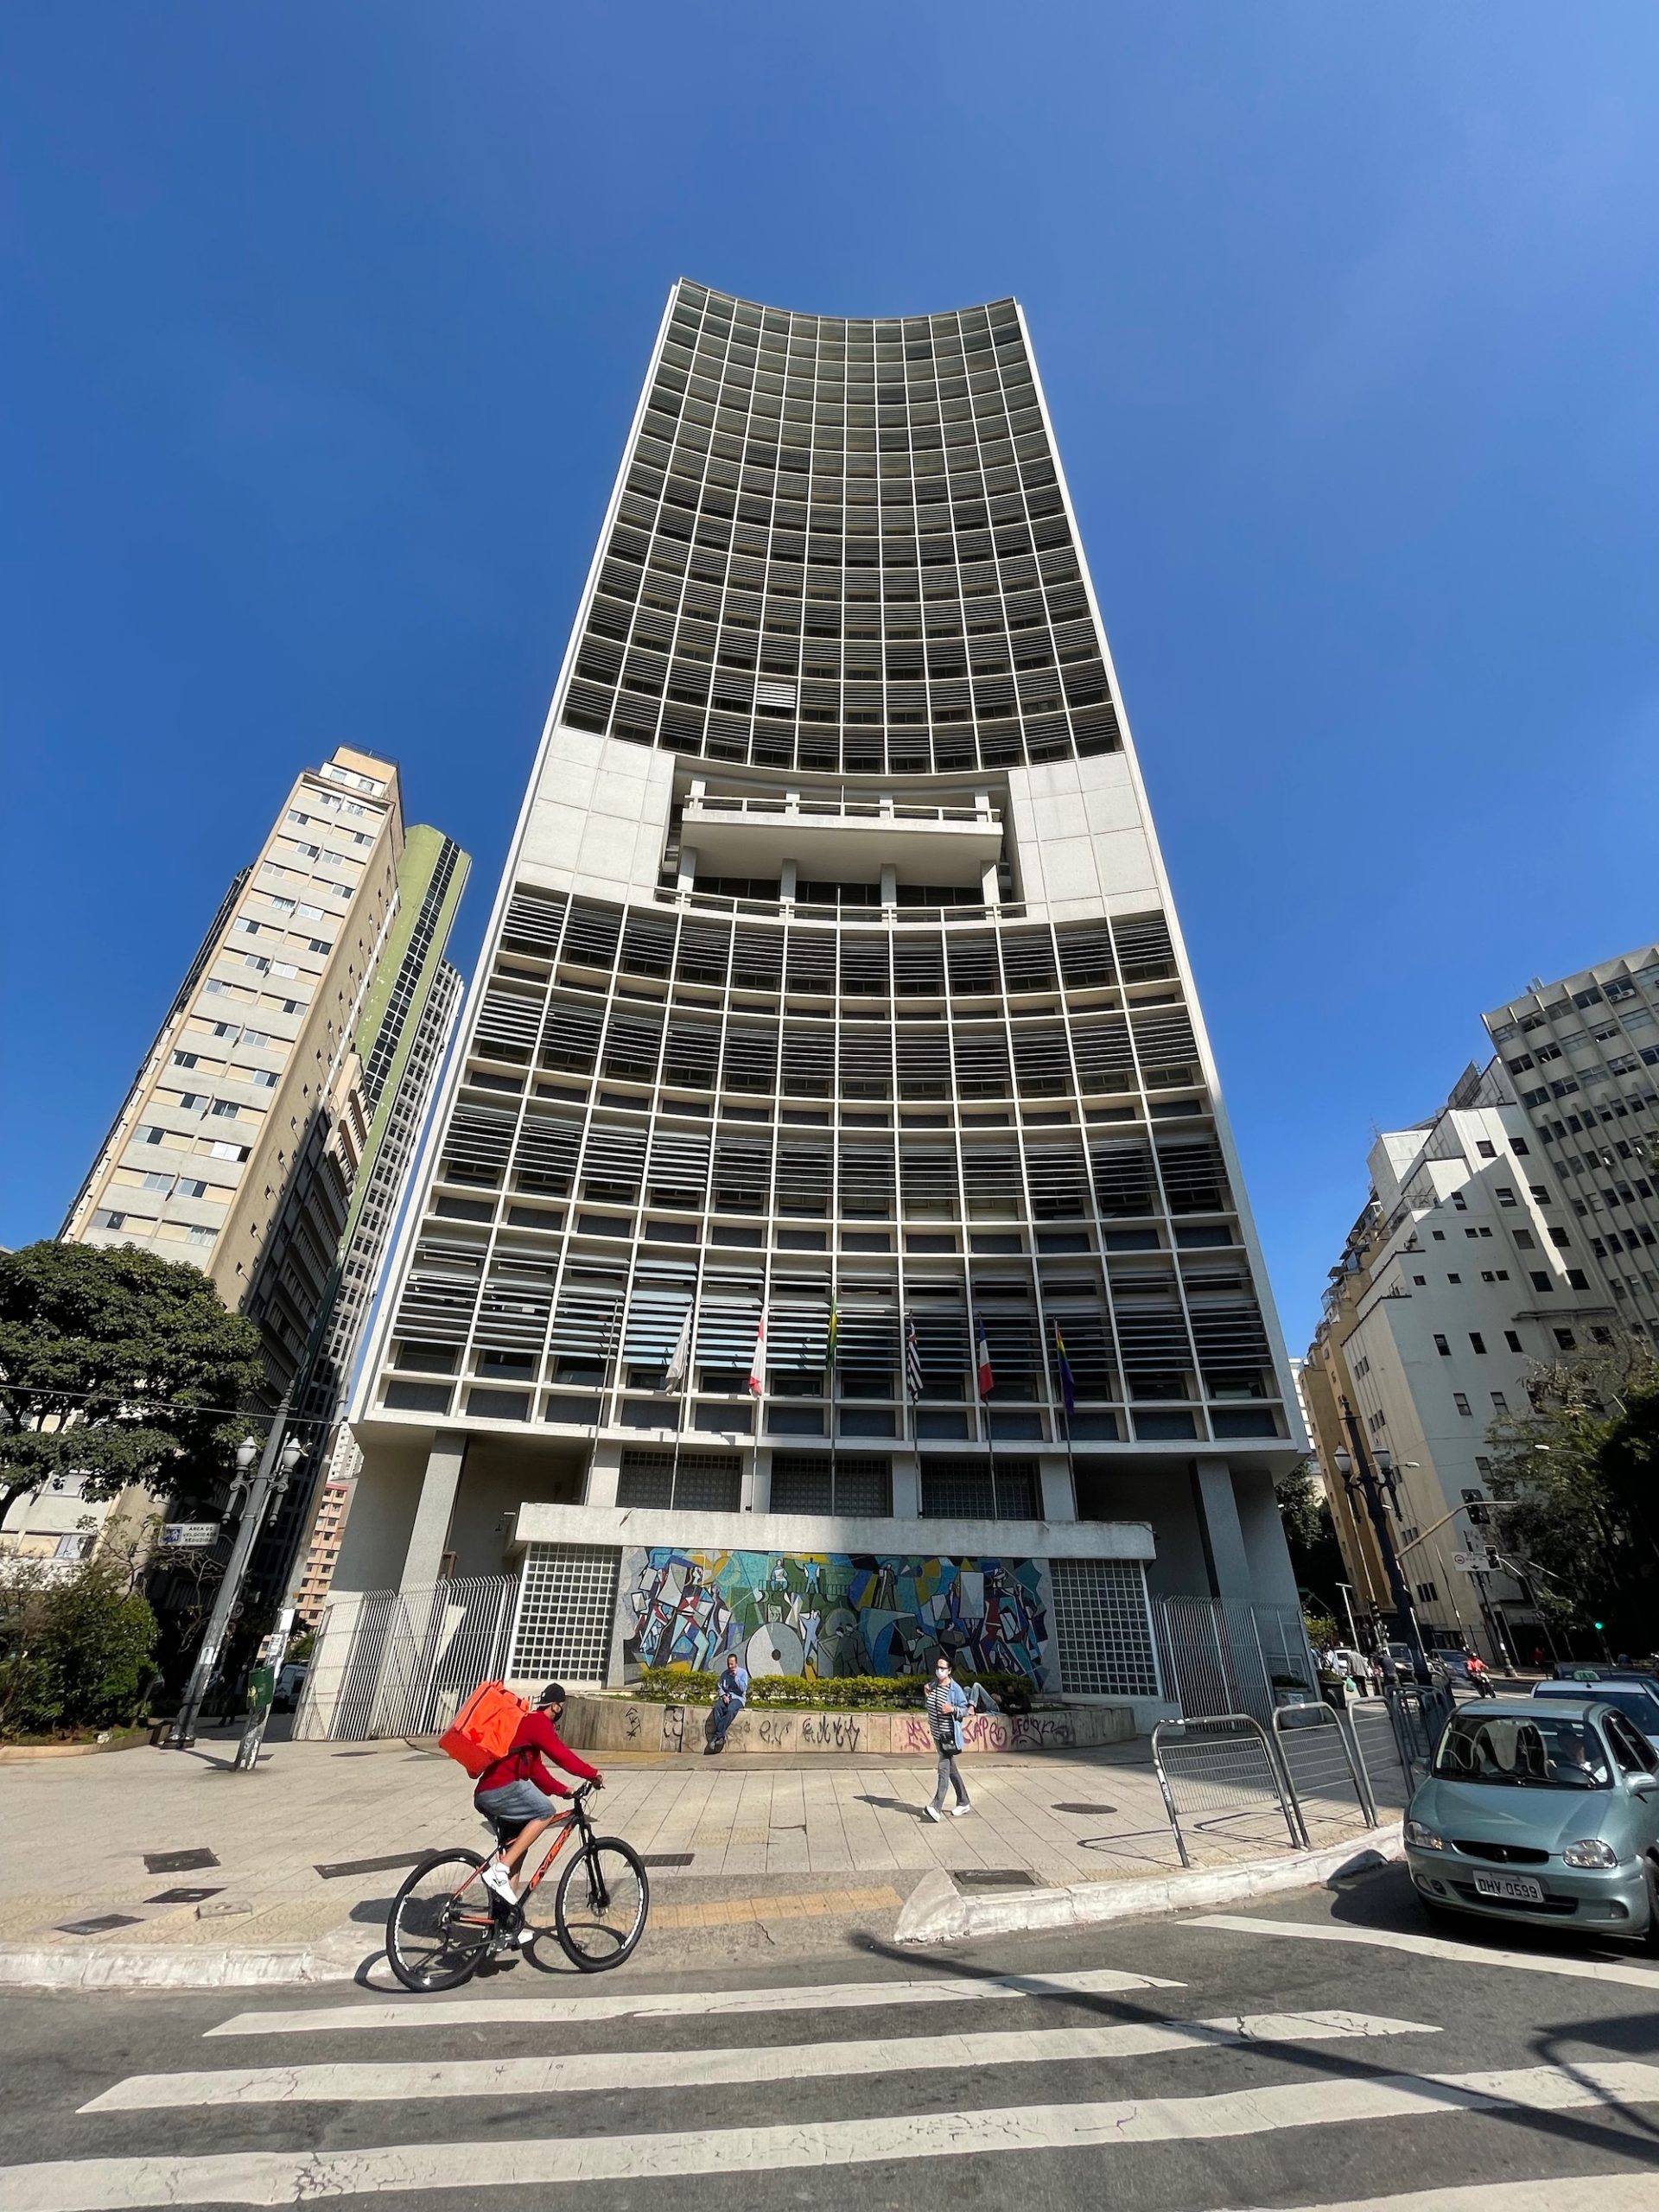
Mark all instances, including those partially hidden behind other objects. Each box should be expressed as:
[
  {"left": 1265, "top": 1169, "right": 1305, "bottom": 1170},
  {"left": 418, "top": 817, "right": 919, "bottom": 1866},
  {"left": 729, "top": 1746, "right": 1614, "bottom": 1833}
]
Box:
[{"left": 620, "top": 1547, "right": 1053, "bottom": 1684}]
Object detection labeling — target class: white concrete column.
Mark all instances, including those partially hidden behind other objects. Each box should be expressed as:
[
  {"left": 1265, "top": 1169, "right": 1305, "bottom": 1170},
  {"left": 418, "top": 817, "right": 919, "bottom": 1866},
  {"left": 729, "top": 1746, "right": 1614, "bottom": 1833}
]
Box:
[
  {"left": 744, "top": 1446, "right": 769, "bottom": 1514},
  {"left": 583, "top": 1440, "right": 621, "bottom": 1510},
  {"left": 1039, "top": 1452, "right": 1074, "bottom": 1522},
  {"left": 1193, "top": 1456, "right": 1253, "bottom": 1609},
  {"left": 398, "top": 1431, "right": 467, "bottom": 1592},
  {"left": 980, "top": 859, "right": 1001, "bottom": 911},
  {"left": 677, "top": 847, "right": 697, "bottom": 899},
  {"left": 779, "top": 858, "right": 798, "bottom": 908},
  {"left": 890, "top": 1452, "right": 921, "bottom": 1517},
  {"left": 880, "top": 862, "right": 898, "bottom": 914}
]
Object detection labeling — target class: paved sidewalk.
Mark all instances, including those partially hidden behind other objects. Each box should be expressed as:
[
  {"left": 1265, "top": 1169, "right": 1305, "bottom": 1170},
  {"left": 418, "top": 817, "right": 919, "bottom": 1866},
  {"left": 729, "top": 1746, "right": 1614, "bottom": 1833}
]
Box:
[{"left": 0, "top": 1720, "right": 1404, "bottom": 1978}]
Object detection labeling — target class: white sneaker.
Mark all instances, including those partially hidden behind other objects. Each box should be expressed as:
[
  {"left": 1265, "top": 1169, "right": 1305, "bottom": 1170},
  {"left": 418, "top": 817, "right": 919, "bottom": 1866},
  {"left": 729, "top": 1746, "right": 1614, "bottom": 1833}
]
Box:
[
  {"left": 922, "top": 1803, "right": 943, "bottom": 1823},
  {"left": 950, "top": 1804, "right": 973, "bottom": 1818},
  {"left": 480, "top": 1863, "right": 518, "bottom": 1905}
]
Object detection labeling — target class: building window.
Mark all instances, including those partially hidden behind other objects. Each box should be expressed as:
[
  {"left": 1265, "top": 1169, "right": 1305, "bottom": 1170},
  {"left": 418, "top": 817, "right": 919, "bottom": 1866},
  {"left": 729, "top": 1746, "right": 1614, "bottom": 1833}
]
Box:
[
  {"left": 1415, "top": 1580, "right": 1440, "bottom": 1603},
  {"left": 616, "top": 1449, "right": 741, "bottom": 1513},
  {"left": 919, "top": 1456, "right": 1040, "bottom": 1520},
  {"left": 92, "top": 1209, "right": 127, "bottom": 1230},
  {"left": 769, "top": 1453, "right": 892, "bottom": 1516},
  {"left": 1512, "top": 1138, "right": 1530, "bottom": 1154},
  {"left": 1491, "top": 1391, "right": 1509, "bottom": 1413},
  {"left": 1554, "top": 1328, "right": 1577, "bottom": 1350},
  {"left": 1447, "top": 1274, "right": 1461, "bottom": 1285},
  {"left": 1468, "top": 1332, "right": 1486, "bottom": 1354},
  {"left": 1529, "top": 1271, "right": 1552, "bottom": 1292},
  {"left": 1496, "top": 1185, "right": 1516, "bottom": 1206},
  {"left": 210, "top": 1102, "right": 240, "bottom": 1121},
  {"left": 1477, "top": 1141, "right": 1497, "bottom": 1159},
  {"left": 1433, "top": 1334, "right": 1451, "bottom": 1356},
  {"left": 1566, "top": 1268, "right": 1590, "bottom": 1289},
  {"left": 1504, "top": 1330, "right": 1522, "bottom": 1352},
  {"left": 511, "top": 1542, "right": 621, "bottom": 1682},
  {"left": 1453, "top": 1393, "right": 1471, "bottom": 1415}
]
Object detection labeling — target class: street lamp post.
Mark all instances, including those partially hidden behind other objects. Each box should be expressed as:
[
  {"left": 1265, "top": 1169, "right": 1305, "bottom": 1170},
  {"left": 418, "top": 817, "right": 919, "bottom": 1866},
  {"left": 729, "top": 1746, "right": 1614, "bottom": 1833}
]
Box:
[
  {"left": 1335, "top": 1580, "right": 1363, "bottom": 1653},
  {"left": 1332, "top": 1397, "right": 1429, "bottom": 1680},
  {"left": 168, "top": 1398, "right": 302, "bottom": 1749}
]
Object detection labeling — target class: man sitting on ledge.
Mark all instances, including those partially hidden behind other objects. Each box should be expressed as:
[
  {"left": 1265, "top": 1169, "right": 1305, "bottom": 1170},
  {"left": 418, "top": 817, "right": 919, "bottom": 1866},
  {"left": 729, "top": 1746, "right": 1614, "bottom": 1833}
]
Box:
[{"left": 707, "top": 1652, "right": 750, "bottom": 1754}]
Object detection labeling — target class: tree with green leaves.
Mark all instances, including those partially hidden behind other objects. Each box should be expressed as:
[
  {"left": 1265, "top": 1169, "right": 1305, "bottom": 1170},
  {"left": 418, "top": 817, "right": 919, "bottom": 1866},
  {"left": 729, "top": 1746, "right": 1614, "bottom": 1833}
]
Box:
[
  {"left": 1274, "top": 1457, "right": 1349, "bottom": 1616},
  {"left": 1485, "top": 1332, "right": 1659, "bottom": 1651},
  {"left": 0, "top": 1242, "right": 266, "bottom": 1534}
]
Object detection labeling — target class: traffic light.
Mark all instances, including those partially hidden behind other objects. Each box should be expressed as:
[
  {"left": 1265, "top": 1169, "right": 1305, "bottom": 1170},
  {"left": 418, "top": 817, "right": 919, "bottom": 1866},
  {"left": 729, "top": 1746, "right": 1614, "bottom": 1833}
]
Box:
[{"left": 1466, "top": 1503, "right": 1490, "bottom": 1527}]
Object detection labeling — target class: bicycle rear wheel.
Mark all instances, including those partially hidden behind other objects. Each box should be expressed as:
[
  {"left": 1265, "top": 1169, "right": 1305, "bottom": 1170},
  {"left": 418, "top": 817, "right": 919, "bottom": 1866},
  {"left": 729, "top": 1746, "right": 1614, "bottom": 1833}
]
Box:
[
  {"left": 386, "top": 1849, "right": 494, "bottom": 1992},
  {"left": 555, "top": 1837, "right": 649, "bottom": 1971}
]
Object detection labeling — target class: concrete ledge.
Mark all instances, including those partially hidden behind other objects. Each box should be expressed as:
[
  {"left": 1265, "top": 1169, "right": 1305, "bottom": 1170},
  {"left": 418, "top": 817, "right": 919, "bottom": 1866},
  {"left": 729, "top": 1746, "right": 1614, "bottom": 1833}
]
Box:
[
  {"left": 558, "top": 1694, "right": 1137, "bottom": 1759},
  {"left": 0, "top": 1931, "right": 368, "bottom": 1993},
  {"left": 893, "top": 1822, "right": 1404, "bottom": 1946}
]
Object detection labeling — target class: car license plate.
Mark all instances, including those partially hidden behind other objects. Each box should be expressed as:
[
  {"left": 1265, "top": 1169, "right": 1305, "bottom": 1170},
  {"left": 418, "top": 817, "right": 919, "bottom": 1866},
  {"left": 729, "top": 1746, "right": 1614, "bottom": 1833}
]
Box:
[{"left": 1472, "top": 1872, "right": 1544, "bottom": 1903}]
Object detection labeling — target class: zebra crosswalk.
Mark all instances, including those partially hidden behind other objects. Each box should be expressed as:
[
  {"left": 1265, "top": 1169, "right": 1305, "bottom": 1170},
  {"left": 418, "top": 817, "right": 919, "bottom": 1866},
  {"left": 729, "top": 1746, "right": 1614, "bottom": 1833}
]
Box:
[{"left": 5, "top": 1923, "right": 1659, "bottom": 2212}]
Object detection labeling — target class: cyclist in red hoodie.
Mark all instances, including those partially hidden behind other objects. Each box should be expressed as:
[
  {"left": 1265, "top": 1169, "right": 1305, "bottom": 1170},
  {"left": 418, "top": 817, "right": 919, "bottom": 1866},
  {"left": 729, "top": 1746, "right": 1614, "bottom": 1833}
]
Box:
[{"left": 475, "top": 1683, "right": 601, "bottom": 1909}]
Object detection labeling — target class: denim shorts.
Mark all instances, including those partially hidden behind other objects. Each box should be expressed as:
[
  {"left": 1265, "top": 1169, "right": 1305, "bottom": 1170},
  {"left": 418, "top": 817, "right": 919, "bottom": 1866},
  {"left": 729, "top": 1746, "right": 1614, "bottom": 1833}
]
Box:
[{"left": 474, "top": 1778, "right": 557, "bottom": 1825}]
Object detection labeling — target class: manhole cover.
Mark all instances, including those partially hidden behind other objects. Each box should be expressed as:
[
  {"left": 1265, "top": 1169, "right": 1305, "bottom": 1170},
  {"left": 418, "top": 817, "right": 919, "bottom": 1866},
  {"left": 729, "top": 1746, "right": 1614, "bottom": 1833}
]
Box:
[
  {"left": 315, "top": 1852, "right": 436, "bottom": 1880},
  {"left": 642, "top": 1853, "right": 695, "bottom": 1868},
  {"left": 146, "top": 1887, "right": 221, "bottom": 1905},
  {"left": 950, "top": 1868, "right": 1038, "bottom": 1891},
  {"left": 58, "top": 1914, "right": 144, "bottom": 1936},
  {"left": 1052, "top": 1802, "right": 1117, "bottom": 1815},
  {"left": 143, "top": 1848, "right": 219, "bottom": 1874}
]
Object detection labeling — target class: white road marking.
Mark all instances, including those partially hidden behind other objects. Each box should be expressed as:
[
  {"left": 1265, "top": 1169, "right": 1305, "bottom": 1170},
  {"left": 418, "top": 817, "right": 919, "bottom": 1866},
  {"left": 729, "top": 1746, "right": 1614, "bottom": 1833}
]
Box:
[
  {"left": 1221, "top": 2183, "right": 1659, "bottom": 2212},
  {"left": 1192, "top": 1915, "right": 1659, "bottom": 1990},
  {"left": 205, "top": 1964, "right": 1181, "bottom": 2038},
  {"left": 85, "top": 2009, "right": 1434, "bottom": 2112},
  {"left": 14, "top": 2063, "right": 1659, "bottom": 2207}
]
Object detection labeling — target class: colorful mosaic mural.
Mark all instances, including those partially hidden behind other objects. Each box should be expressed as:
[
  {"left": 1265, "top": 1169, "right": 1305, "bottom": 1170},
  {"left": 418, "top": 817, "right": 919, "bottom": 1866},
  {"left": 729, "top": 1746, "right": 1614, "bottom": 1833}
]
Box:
[{"left": 620, "top": 1548, "right": 1053, "bottom": 1683}]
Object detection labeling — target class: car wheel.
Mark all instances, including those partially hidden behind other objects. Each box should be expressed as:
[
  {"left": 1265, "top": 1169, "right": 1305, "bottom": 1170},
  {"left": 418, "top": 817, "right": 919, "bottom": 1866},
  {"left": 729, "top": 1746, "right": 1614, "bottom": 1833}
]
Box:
[{"left": 1640, "top": 1861, "right": 1659, "bottom": 1956}]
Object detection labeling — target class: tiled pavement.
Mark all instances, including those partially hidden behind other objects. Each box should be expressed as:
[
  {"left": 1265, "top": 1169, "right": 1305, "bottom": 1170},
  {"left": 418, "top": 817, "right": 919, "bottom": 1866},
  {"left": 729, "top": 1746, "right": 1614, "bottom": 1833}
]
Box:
[{"left": 0, "top": 1722, "right": 1402, "bottom": 1962}]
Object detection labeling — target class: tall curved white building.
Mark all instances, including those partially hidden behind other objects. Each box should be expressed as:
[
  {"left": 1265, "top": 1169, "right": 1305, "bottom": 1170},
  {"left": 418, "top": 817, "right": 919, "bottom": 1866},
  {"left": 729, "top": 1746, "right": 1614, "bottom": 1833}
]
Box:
[{"left": 337, "top": 283, "right": 1301, "bottom": 1717}]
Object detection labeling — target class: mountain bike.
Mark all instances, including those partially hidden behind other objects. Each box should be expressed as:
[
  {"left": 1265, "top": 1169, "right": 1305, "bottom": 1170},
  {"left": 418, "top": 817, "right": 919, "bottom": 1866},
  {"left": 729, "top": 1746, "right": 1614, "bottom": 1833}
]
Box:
[{"left": 385, "top": 1781, "right": 649, "bottom": 1992}]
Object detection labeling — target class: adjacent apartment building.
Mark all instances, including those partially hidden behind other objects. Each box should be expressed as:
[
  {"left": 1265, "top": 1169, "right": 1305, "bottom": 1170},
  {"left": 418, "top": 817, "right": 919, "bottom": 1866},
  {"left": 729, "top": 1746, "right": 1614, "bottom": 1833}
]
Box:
[
  {"left": 331, "top": 282, "right": 1304, "bottom": 1717},
  {"left": 17, "top": 750, "right": 467, "bottom": 1584},
  {"left": 1302, "top": 1060, "right": 1618, "bottom": 1662},
  {"left": 1485, "top": 943, "right": 1659, "bottom": 1338}
]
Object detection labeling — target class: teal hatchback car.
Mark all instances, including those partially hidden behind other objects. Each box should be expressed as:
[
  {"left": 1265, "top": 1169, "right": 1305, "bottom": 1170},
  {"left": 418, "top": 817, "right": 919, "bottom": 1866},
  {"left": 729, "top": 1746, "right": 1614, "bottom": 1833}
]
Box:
[{"left": 1404, "top": 1695, "right": 1659, "bottom": 1948}]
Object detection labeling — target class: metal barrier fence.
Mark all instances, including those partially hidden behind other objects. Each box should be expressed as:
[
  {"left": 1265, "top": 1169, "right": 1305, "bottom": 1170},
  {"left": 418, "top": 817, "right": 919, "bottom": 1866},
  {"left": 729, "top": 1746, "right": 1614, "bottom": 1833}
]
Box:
[
  {"left": 1154, "top": 1599, "right": 1319, "bottom": 1722},
  {"left": 1382, "top": 1682, "right": 1457, "bottom": 1791},
  {"left": 1150, "top": 1713, "right": 1302, "bottom": 1868},
  {"left": 1271, "top": 1700, "right": 1376, "bottom": 1833},
  {"left": 295, "top": 1574, "right": 519, "bottom": 1741}
]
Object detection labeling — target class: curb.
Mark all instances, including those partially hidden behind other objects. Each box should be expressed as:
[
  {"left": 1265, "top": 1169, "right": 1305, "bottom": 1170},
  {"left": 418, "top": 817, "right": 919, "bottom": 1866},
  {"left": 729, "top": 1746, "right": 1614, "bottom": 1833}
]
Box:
[
  {"left": 893, "top": 1823, "right": 1404, "bottom": 1946},
  {"left": 0, "top": 1932, "right": 369, "bottom": 1993}
]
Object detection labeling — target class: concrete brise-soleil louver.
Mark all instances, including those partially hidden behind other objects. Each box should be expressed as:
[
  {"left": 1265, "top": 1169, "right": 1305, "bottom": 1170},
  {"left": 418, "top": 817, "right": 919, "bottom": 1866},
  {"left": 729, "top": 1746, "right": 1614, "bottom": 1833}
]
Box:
[
  {"left": 332, "top": 283, "right": 1304, "bottom": 1722},
  {"left": 33, "top": 749, "right": 467, "bottom": 1596}
]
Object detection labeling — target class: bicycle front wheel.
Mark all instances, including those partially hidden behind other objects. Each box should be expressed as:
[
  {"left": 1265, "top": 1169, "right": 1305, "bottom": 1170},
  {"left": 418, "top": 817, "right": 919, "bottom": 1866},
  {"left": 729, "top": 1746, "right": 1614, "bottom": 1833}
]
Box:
[
  {"left": 385, "top": 1849, "right": 494, "bottom": 1993},
  {"left": 555, "top": 1837, "right": 649, "bottom": 1971}
]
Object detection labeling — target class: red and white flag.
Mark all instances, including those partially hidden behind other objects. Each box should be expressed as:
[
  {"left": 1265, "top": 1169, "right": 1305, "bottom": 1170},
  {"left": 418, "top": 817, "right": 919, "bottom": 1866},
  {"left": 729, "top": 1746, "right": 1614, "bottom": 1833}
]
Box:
[
  {"left": 975, "top": 1314, "right": 994, "bottom": 1399},
  {"left": 747, "top": 1312, "right": 767, "bottom": 1397}
]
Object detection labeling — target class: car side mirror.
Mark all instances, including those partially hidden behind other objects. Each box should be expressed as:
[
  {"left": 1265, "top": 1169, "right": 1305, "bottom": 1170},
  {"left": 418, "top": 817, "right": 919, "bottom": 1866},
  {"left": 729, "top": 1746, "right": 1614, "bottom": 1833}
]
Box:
[{"left": 1629, "top": 1773, "right": 1659, "bottom": 1796}]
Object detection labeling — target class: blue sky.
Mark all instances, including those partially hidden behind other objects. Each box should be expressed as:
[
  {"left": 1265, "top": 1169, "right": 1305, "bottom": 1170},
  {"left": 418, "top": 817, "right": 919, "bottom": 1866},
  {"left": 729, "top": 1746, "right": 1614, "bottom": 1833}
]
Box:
[{"left": 3, "top": 4, "right": 1656, "bottom": 1356}]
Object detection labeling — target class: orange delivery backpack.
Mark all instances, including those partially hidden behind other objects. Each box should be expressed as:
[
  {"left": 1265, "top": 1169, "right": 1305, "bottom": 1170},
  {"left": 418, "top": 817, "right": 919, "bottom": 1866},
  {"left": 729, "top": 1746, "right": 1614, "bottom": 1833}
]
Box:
[{"left": 439, "top": 1681, "right": 530, "bottom": 1778}]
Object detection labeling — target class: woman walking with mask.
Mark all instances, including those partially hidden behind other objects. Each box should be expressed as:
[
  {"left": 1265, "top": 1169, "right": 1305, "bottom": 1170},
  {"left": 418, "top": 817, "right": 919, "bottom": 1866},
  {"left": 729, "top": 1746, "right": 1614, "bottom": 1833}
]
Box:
[{"left": 921, "top": 1657, "right": 998, "bottom": 1821}]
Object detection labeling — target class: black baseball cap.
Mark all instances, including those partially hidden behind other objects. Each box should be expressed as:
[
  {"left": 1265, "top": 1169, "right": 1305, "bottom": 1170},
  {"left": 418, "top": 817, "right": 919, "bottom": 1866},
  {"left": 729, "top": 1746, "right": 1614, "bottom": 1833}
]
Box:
[{"left": 535, "top": 1683, "right": 568, "bottom": 1709}]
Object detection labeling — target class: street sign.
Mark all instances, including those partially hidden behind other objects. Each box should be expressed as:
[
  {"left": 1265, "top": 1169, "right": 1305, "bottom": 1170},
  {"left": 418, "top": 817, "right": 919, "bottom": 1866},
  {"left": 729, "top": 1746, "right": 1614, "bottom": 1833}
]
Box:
[
  {"left": 1453, "top": 1548, "right": 1497, "bottom": 1573},
  {"left": 161, "top": 1522, "right": 221, "bottom": 1549}
]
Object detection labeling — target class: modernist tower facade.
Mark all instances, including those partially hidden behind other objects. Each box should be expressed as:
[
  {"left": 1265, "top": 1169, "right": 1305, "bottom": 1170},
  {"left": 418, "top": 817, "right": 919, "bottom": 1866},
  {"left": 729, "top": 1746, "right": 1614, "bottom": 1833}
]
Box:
[{"left": 337, "top": 284, "right": 1301, "bottom": 1715}]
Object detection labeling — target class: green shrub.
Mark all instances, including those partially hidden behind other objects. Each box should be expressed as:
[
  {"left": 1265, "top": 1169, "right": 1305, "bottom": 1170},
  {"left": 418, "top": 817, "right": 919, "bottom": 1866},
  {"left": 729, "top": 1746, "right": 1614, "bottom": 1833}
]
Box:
[
  {"left": 0, "top": 1556, "right": 159, "bottom": 1738},
  {"left": 626, "top": 1666, "right": 1038, "bottom": 1713}
]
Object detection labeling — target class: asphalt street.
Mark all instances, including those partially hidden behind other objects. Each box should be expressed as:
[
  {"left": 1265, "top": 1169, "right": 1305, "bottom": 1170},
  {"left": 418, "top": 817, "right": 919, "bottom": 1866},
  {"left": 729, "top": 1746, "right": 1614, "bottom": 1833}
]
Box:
[{"left": 3, "top": 1864, "right": 1658, "bottom": 2212}]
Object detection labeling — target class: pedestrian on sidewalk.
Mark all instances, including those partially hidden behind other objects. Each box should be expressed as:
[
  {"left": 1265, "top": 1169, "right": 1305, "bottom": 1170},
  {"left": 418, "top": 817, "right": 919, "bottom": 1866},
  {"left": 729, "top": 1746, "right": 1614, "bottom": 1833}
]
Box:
[
  {"left": 706, "top": 1652, "right": 750, "bottom": 1754},
  {"left": 921, "top": 1657, "right": 997, "bottom": 1821}
]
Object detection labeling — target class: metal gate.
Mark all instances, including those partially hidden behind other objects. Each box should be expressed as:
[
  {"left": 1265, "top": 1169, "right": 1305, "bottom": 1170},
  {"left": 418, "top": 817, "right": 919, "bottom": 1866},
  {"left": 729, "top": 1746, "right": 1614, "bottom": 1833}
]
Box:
[
  {"left": 296, "top": 1574, "right": 519, "bottom": 1741},
  {"left": 1154, "top": 1599, "right": 1318, "bottom": 1723}
]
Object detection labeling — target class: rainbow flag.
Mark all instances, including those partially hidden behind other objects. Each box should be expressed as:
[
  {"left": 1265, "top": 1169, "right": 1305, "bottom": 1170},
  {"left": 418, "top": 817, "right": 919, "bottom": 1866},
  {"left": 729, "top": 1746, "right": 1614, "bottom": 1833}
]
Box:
[{"left": 1054, "top": 1322, "right": 1077, "bottom": 1417}]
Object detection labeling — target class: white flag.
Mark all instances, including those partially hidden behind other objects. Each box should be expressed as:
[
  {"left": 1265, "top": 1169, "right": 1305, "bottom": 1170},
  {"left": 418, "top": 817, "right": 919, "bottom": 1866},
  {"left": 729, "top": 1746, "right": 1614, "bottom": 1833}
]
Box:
[
  {"left": 662, "top": 1308, "right": 693, "bottom": 1395},
  {"left": 747, "top": 1311, "right": 767, "bottom": 1398}
]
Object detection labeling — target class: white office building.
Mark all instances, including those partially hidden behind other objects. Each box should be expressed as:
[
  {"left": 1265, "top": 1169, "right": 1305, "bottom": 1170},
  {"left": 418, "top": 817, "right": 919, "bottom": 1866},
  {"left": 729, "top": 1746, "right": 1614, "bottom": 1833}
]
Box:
[{"left": 330, "top": 283, "right": 1304, "bottom": 1715}]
